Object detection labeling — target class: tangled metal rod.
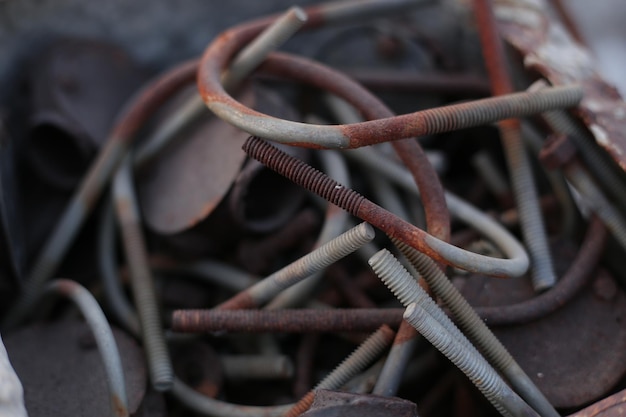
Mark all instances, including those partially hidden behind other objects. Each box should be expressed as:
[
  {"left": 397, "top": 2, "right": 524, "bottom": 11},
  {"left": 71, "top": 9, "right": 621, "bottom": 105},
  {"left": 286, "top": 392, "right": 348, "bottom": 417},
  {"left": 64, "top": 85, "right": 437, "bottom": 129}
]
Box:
[
  {"left": 242, "top": 136, "right": 529, "bottom": 277},
  {"left": 3, "top": 0, "right": 619, "bottom": 416}
]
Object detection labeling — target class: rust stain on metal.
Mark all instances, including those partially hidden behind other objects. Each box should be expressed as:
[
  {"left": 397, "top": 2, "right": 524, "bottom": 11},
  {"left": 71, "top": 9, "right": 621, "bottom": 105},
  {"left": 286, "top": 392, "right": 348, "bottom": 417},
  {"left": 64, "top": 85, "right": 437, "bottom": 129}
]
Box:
[
  {"left": 137, "top": 106, "right": 249, "bottom": 234},
  {"left": 112, "top": 393, "right": 128, "bottom": 417},
  {"left": 302, "top": 389, "right": 418, "bottom": 417},
  {"left": 493, "top": 0, "right": 626, "bottom": 171},
  {"left": 462, "top": 239, "right": 626, "bottom": 407},
  {"left": 538, "top": 134, "right": 578, "bottom": 169},
  {"left": 171, "top": 308, "right": 404, "bottom": 334},
  {"left": 569, "top": 389, "right": 626, "bottom": 417},
  {"left": 393, "top": 320, "right": 419, "bottom": 345},
  {"left": 215, "top": 290, "right": 257, "bottom": 311}
]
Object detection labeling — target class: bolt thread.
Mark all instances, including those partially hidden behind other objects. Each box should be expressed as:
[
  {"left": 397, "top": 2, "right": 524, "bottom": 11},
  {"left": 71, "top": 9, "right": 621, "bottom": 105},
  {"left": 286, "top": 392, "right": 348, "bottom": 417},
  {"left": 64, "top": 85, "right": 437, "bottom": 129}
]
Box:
[
  {"left": 119, "top": 219, "right": 173, "bottom": 391},
  {"left": 286, "top": 391, "right": 316, "bottom": 417},
  {"left": 404, "top": 303, "right": 533, "bottom": 417},
  {"left": 372, "top": 321, "right": 419, "bottom": 397},
  {"left": 172, "top": 308, "right": 403, "bottom": 333},
  {"left": 394, "top": 240, "right": 513, "bottom": 370},
  {"left": 500, "top": 124, "right": 556, "bottom": 291},
  {"left": 240, "top": 209, "right": 320, "bottom": 273},
  {"left": 114, "top": 161, "right": 173, "bottom": 392},
  {"left": 395, "top": 240, "right": 559, "bottom": 417},
  {"left": 285, "top": 325, "right": 395, "bottom": 417},
  {"left": 417, "top": 87, "right": 582, "bottom": 136},
  {"left": 272, "top": 222, "right": 374, "bottom": 288},
  {"left": 368, "top": 250, "right": 462, "bottom": 343},
  {"left": 369, "top": 249, "right": 534, "bottom": 416},
  {"left": 243, "top": 136, "right": 365, "bottom": 215},
  {"left": 472, "top": 0, "right": 556, "bottom": 293},
  {"left": 245, "top": 136, "right": 530, "bottom": 279},
  {"left": 316, "top": 324, "right": 395, "bottom": 390},
  {"left": 238, "top": 222, "right": 374, "bottom": 306}
]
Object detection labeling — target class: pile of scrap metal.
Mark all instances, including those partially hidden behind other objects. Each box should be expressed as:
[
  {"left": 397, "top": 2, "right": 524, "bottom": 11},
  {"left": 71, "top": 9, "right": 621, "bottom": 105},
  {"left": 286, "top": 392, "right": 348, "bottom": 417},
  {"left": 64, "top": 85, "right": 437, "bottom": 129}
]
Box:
[{"left": 0, "top": 0, "right": 625, "bottom": 416}]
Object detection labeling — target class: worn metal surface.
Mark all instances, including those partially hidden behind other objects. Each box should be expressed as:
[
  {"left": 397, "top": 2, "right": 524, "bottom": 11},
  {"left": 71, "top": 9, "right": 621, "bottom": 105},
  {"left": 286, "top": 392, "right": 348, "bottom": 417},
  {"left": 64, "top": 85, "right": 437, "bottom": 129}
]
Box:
[
  {"left": 461, "top": 242, "right": 626, "bottom": 408},
  {"left": 137, "top": 87, "right": 252, "bottom": 235},
  {"left": 474, "top": 0, "right": 557, "bottom": 292},
  {"left": 569, "top": 389, "right": 626, "bottom": 417},
  {"left": 137, "top": 83, "right": 306, "bottom": 235},
  {"left": 492, "top": 0, "right": 626, "bottom": 171},
  {"left": 300, "top": 389, "right": 418, "bottom": 417},
  {"left": 2, "top": 1, "right": 626, "bottom": 416},
  {"left": 474, "top": 217, "right": 607, "bottom": 325},
  {"left": 172, "top": 308, "right": 403, "bottom": 334},
  {"left": 200, "top": 51, "right": 583, "bottom": 149},
  {"left": 4, "top": 318, "right": 148, "bottom": 417},
  {"left": 243, "top": 136, "right": 530, "bottom": 277}
]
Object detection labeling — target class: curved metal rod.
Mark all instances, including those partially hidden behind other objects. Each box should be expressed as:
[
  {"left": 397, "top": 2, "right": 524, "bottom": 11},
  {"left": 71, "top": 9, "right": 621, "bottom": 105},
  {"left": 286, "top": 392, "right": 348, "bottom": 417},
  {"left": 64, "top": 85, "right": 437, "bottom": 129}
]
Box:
[
  {"left": 322, "top": 92, "right": 444, "bottom": 396},
  {"left": 198, "top": 40, "right": 582, "bottom": 149},
  {"left": 475, "top": 217, "right": 607, "bottom": 325},
  {"left": 46, "top": 279, "right": 129, "bottom": 417},
  {"left": 173, "top": 378, "right": 291, "bottom": 417},
  {"left": 340, "top": 146, "right": 530, "bottom": 278}
]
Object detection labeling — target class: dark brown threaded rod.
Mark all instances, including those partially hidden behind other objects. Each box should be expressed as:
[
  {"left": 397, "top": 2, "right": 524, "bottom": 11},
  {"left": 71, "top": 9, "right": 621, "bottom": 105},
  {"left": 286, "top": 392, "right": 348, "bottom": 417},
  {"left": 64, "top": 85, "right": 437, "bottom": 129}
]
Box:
[{"left": 171, "top": 308, "right": 403, "bottom": 333}]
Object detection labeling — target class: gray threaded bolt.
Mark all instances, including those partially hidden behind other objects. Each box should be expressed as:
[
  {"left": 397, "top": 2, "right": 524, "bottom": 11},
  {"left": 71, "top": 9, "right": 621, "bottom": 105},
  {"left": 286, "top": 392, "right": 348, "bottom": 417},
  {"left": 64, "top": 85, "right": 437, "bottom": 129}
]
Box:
[
  {"left": 219, "top": 222, "right": 375, "bottom": 309},
  {"left": 368, "top": 249, "right": 470, "bottom": 348},
  {"left": 285, "top": 325, "right": 395, "bottom": 417},
  {"left": 403, "top": 302, "right": 538, "bottom": 417},
  {"left": 394, "top": 239, "right": 560, "bottom": 417},
  {"left": 500, "top": 124, "right": 556, "bottom": 292},
  {"left": 113, "top": 157, "right": 173, "bottom": 392},
  {"left": 369, "top": 249, "right": 543, "bottom": 417}
]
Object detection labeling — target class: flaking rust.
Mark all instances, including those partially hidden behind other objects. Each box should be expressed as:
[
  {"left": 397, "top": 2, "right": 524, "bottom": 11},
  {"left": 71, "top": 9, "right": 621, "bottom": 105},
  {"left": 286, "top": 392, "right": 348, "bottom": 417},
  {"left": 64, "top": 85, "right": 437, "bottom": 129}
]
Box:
[{"left": 493, "top": 0, "right": 626, "bottom": 170}]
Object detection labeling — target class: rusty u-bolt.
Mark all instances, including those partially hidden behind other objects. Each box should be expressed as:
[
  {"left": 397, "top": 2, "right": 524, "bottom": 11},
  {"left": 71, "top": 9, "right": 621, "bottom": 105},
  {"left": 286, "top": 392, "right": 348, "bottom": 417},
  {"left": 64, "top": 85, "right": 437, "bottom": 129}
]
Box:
[{"left": 197, "top": 10, "right": 583, "bottom": 149}]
